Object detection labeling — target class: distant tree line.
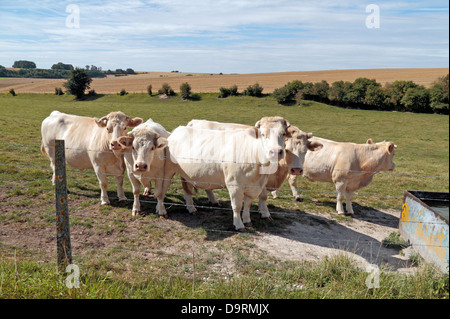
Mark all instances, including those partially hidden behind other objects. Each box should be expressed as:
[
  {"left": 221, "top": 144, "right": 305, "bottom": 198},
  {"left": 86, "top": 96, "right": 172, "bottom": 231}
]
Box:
[
  {"left": 272, "top": 75, "right": 449, "bottom": 115},
  {"left": 0, "top": 60, "right": 135, "bottom": 79}
]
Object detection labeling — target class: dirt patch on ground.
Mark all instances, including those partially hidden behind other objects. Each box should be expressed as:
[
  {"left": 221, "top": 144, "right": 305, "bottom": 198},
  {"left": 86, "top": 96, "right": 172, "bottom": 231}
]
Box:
[
  {"left": 253, "top": 207, "right": 413, "bottom": 272},
  {"left": 1, "top": 68, "right": 448, "bottom": 94},
  {"left": 0, "top": 187, "right": 413, "bottom": 275}
]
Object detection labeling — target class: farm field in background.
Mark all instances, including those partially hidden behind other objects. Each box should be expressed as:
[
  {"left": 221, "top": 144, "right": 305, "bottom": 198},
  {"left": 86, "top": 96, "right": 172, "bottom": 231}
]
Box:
[
  {"left": 0, "top": 93, "right": 448, "bottom": 298},
  {"left": 0, "top": 68, "right": 448, "bottom": 94}
]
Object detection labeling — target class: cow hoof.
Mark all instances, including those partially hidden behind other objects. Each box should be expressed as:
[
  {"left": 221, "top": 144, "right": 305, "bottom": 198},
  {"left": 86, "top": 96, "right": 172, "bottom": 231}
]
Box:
[
  {"left": 261, "top": 216, "right": 273, "bottom": 221},
  {"left": 159, "top": 214, "right": 168, "bottom": 219},
  {"left": 131, "top": 211, "right": 140, "bottom": 217},
  {"left": 295, "top": 197, "right": 303, "bottom": 202},
  {"left": 244, "top": 222, "right": 253, "bottom": 228},
  {"left": 210, "top": 202, "right": 220, "bottom": 207},
  {"left": 189, "top": 211, "right": 198, "bottom": 216},
  {"left": 236, "top": 227, "right": 246, "bottom": 232}
]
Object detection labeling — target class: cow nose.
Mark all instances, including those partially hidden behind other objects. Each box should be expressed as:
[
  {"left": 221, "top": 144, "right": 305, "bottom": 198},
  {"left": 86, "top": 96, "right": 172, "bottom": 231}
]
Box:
[
  {"left": 290, "top": 168, "right": 303, "bottom": 175},
  {"left": 110, "top": 141, "right": 121, "bottom": 150},
  {"left": 135, "top": 162, "right": 148, "bottom": 171}
]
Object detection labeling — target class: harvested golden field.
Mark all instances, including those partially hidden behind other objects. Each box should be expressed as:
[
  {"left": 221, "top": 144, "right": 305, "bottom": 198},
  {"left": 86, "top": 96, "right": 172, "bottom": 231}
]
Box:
[{"left": 0, "top": 68, "right": 448, "bottom": 94}]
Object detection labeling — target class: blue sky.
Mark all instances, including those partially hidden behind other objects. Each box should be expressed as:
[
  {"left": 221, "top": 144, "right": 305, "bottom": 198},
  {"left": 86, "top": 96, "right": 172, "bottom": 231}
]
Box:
[{"left": 0, "top": 0, "right": 448, "bottom": 73}]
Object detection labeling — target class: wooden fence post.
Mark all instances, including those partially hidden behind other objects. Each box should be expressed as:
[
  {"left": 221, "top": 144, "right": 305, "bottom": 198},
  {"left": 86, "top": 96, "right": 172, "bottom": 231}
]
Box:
[{"left": 55, "top": 139, "right": 72, "bottom": 269}]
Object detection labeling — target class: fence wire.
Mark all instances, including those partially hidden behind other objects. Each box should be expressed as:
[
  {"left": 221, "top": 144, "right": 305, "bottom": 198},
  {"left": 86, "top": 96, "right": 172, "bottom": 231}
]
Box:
[{"left": 0, "top": 141, "right": 448, "bottom": 283}]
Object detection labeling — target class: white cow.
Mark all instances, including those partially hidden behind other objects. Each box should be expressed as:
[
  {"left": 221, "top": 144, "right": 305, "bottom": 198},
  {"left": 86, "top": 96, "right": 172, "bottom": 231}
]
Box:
[
  {"left": 118, "top": 119, "right": 170, "bottom": 215},
  {"left": 187, "top": 120, "right": 323, "bottom": 221},
  {"left": 119, "top": 116, "right": 290, "bottom": 230},
  {"left": 41, "top": 110, "right": 142, "bottom": 205},
  {"left": 281, "top": 137, "right": 397, "bottom": 216}
]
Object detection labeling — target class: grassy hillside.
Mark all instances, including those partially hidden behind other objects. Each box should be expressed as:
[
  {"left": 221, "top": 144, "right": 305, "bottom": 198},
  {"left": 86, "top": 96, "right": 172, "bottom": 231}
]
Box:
[{"left": 0, "top": 93, "right": 448, "bottom": 299}]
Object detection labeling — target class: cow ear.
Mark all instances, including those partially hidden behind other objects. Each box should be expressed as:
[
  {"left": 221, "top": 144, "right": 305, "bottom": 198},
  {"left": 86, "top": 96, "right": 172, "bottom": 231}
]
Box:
[
  {"left": 307, "top": 132, "right": 313, "bottom": 139},
  {"left": 387, "top": 142, "right": 395, "bottom": 154},
  {"left": 156, "top": 136, "right": 168, "bottom": 149},
  {"left": 286, "top": 126, "right": 296, "bottom": 138},
  {"left": 284, "top": 119, "right": 291, "bottom": 128},
  {"left": 128, "top": 117, "right": 143, "bottom": 127},
  {"left": 95, "top": 116, "right": 108, "bottom": 127},
  {"left": 367, "top": 139, "right": 374, "bottom": 144},
  {"left": 118, "top": 135, "right": 134, "bottom": 148},
  {"left": 308, "top": 141, "right": 323, "bottom": 151},
  {"left": 254, "top": 120, "right": 261, "bottom": 128}
]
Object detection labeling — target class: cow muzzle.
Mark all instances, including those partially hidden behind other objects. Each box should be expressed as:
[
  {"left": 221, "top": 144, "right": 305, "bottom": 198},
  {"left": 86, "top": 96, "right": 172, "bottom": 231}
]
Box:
[
  {"left": 135, "top": 162, "right": 148, "bottom": 172},
  {"left": 290, "top": 167, "right": 303, "bottom": 175},
  {"left": 110, "top": 140, "right": 122, "bottom": 151}
]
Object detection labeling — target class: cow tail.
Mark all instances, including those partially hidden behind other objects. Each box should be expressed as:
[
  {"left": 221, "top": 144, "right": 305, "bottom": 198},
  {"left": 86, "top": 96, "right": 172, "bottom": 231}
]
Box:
[
  {"left": 181, "top": 178, "right": 197, "bottom": 196},
  {"left": 41, "top": 142, "right": 49, "bottom": 159}
]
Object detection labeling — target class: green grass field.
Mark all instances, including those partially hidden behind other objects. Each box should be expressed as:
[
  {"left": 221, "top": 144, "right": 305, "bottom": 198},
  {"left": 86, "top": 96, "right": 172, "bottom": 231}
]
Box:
[{"left": 0, "top": 93, "right": 448, "bottom": 299}]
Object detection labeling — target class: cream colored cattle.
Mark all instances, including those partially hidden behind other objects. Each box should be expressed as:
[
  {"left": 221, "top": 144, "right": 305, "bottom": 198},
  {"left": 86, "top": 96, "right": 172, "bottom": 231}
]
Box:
[
  {"left": 187, "top": 119, "right": 322, "bottom": 221},
  {"left": 285, "top": 137, "right": 397, "bottom": 216},
  {"left": 41, "top": 110, "right": 142, "bottom": 205},
  {"left": 120, "top": 117, "right": 290, "bottom": 230},
  {"left": 118, "top": 119, "right": 170, "bottom": 215}
]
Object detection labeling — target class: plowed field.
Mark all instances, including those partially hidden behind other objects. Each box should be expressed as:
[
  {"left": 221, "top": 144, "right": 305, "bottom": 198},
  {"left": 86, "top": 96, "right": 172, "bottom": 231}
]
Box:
[{"left": 1, "top": 68, "right": 448, "bottom": 94}]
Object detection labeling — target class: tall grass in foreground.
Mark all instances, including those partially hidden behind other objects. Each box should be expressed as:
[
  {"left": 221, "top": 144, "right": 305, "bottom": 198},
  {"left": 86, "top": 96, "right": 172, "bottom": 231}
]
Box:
[{"left": 1, "top": 254, "right": 448, "bottom": 299}]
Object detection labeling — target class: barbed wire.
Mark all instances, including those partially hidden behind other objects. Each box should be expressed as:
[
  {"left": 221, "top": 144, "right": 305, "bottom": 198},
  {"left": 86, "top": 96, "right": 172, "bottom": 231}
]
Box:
[{"left": 1, "top": 142, "right": 449, "bottom": 179}]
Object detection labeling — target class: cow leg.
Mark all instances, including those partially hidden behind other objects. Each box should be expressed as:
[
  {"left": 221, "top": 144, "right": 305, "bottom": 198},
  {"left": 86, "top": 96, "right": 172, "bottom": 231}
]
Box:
[
  {"left": 181, "top": 179, "right": 197, "bottom": 214},
  {"left": 345, "top": 192, "right": 355, "bottom": 217},
  {"left": 115, "top": 174, "right": 127, "bottom": 202},
  {"left": 288, "top": 174, "right": 302, "bottom": 202},
  {"left": 93, "top": 167, "right": 110, "bottom": 205},
  {"left": 227, "top": 187, "right": 245, "bottom": 231},
  {"left": 143, "top": 180, "right": 152, "bottom": 197},
  {"left": 183, "top": 186, "right": 197, "bottom": 215},
  {"left": 127, "top": 172, "right": 141, "bottom": 216},
  {"left": 334, "top": 180, "right": 347, "bottom": 216},
  {"left": 242, "top": 195, "right": 253, "bottom": 227},
  {"left": 271, "top": 189, "right": 279, "bottom": 199},
  {"left": 153, "top": 173, "right": 175, "bottom": 219},
  {"left": 258, "top": 188, "right": 272, "bottom": 221},
  {"left": 205, "top": 190, "right": 219, "bottom": 206}
]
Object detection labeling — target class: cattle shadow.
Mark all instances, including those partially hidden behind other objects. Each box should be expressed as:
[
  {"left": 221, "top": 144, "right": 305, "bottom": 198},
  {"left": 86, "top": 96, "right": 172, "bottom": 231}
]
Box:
[
  {"left": 158, "top": 193, "right": 409, "bottom": 271},
  {"left": 67, "top": 186, "right": 409, "bottom": 270},
  {"left": 313, "top": 199, "right": 399, "bottom": 228}
]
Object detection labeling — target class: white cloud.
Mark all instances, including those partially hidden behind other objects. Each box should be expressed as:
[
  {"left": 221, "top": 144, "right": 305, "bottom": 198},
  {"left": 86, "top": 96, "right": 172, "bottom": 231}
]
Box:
[{"left": 0, "top": 0, "right": 447, "bottom": 72}]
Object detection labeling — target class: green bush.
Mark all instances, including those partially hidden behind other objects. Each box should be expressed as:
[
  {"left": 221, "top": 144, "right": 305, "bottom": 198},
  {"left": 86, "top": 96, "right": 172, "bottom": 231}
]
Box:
[
  {"left": 119, "top": 88, "right": 128, "bottom": 96},
  {"left": 218, "top": 85, "right": 239, "bottom": 98},
  {"left": 63, "top": 68, "right": 92, "bottom": 99},
  {"left": 54, "top": 87, "right": 64, "bottom": 95},
  {"left": 158, "top": 83, "right": 175, "bottom": 96},
  {"left": 243, "top": 83, "right": 263, "bottom": 97},
  {"left": 401, "top": 86, "right": 431, "bottom": 113},
  {"left": 147, "top": 84, "right": 152, "bottom": 96},
  {"left": 9, "top": 88, "right": 16, "bottom": 96},
  {"left": 180, "top": 82, "right": 191, "bottom": 100},
  {"left": 272, "top": 86, "right": 292, "bottom": 104}
]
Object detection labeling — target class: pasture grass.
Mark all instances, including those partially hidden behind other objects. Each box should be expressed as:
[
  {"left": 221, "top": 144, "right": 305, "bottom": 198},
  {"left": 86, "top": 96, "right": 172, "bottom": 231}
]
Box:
[
  {"left": 0, "top": 93, "right": 448, "bottom": 299},
  {"left": 0, "top": 252, "right": 448, "bottom": 299}
]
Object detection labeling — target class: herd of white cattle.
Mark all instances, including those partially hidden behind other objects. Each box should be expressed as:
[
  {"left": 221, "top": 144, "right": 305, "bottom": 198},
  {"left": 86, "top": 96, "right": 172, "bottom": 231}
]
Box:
[{"left": 41, "top": 111, "right": 396, "bottom": 230}]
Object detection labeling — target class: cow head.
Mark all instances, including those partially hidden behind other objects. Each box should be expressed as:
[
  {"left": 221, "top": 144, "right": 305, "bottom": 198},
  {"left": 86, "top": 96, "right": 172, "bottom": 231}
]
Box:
[
  {"left": 255, "top": 116, "right": 291, "bottom": 162},
  {"left": 95, "top": 112, "right": 143, "bottom": 151},
  {"left": 284, "top": 126, "right": 323, "bottom": 175},
  {"left": 118, "top": 125, "right": 168, "bottom": 174},
  {"left": 367, "top": 139, "right": 397, "bottom": 171}
]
